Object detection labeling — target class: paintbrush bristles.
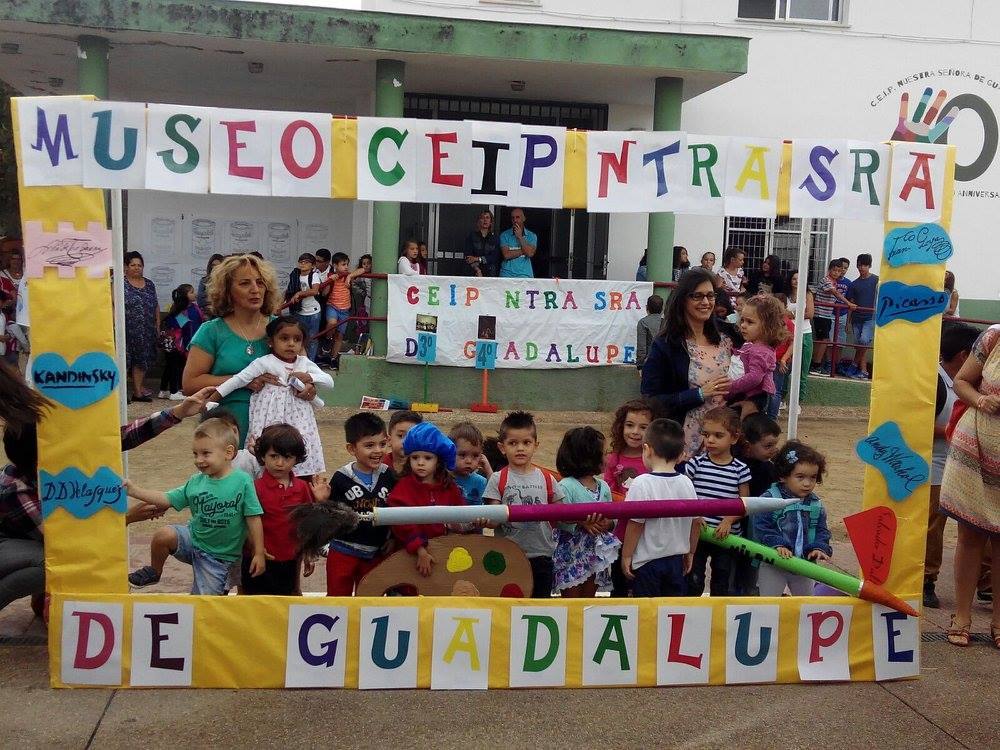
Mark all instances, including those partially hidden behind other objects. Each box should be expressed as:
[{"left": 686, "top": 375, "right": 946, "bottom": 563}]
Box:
[{"left": 292, "top": 501, "right": 360, "bottom": 556}]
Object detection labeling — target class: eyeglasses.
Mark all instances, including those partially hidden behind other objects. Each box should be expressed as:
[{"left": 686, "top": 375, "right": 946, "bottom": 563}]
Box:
[{"left": 687, "top": 292, "right": 717, "bottom": 302}]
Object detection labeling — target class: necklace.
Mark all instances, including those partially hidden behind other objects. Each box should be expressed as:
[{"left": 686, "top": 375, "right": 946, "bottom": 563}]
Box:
[{"left": 234, "top": 317, "right": 258, "bottom": 356}]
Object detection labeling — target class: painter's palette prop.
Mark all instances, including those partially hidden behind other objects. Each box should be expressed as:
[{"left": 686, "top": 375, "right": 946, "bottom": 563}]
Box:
[
  {"left": 39, "top": 466, "right": 125, "bottom": 519},
  {"left": 23, "top": 221, "right": 113, "bottom": 279},
  {"left": 844, "top": 506, "right": 897, "bottom": 586},
  {"left": 856, "top": 422, "right": 929, "bottom": 502},
  {"left": 874, "top": 281, "right": 949, "bottom": 328},
  {"left": 882, "top": 223, "right": 952, "bottom": 268},
  {"left": 32, "top": 352, "right": 119, "bottom": 409},
  {"left": 356, "top": 535, "right": 533, "bottom": 598}
]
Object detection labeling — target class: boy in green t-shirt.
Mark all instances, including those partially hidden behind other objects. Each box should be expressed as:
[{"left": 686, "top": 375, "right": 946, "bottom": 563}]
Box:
[{"left": 127, "top": 418, "right": 265, "bottom": 595}]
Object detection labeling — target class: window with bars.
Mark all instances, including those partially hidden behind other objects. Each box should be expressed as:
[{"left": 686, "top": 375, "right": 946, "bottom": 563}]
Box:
[
  {"left": 723, "top": 216, "right": 833, "bottom": 288},
  {"left": 738, "top": 0, "right": 843, "bottom": 22}
]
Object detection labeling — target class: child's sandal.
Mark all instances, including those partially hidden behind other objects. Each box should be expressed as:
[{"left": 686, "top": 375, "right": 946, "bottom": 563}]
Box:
[
  {"left": 947, "top": 616, "right": 971, "bottom": 647},
  {"left": 990, "top": 625, "right": 1000, "bottom": 650}
]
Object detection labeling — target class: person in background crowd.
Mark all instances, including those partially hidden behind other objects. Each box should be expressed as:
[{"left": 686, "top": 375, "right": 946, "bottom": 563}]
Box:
[
  {"left": 398, "top": 239, "right": 421, "bottom": 276},
  {"left": 924, "top": 323, "right": 981, "bottom": 609},
  {"left": 158, "top": 283, "right": 204, "bottom": 400},
  {"left": 285, "top": 253, "right": 323, "bottom": 362},
  {"left": 197, "top": 254, "right": 224, "bottom": 316},
  {"left": 352, "top": 254, "right": 373, "bottom": 340},
  {"left": 672, "top": 246, "right": 690, "bottom": 282},
  {"left": 810, "top": 259, "right": 855, "bottom": 376},
  {"left": 717, "top": 248, "right": 746, "bottom": 294},
  {"left": 786, "top": 269, "right": 814, "bottom": 407},
  {"left": 700, "top": 251, "right": 717, "bottom": 273},
  {"left": 314, "top": 249, "right": 333, "bottom": 282},
  {"left": 635, "top": 294, "right": 664, "bottom": 371},
  {"left": 464, "top": 210, "right": 499, "bottom": 277},
  {"left": 832, "top": 258, "right": 853, "bottom": 366},
  {"left": 636, "top": 250, "right": 649, "bottom": 282},
  {"left": 748, "top": 254, "right": 785, "bottom": 296},
  {"left": 499, "top": 208, "right": 537, "bottom": 279},
  {"left": 417, "top": 241, "right": 429, "bottom": 275},
  {"left": 123, "top": 251, "right": 160, "bottom": 402},
  {"left": 845, "top": 253, "right": 879, "bottom": 379},
  {"left": 641, "top": 268, "right": 735, "bottom": 458},
  {"left": 944, "top": 270, "right": 960, "bottom": 317},
  {"left": 325, "top": 252, "right": 366, "bottom": 370},
  {"left": 0, "top": 249, "right": 23, "bottom": 368},
  {"left": 940, "top": 324, "right": 1000, "bottom": 648}
]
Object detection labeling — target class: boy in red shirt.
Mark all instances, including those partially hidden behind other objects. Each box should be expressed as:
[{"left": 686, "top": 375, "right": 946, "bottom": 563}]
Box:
[{"left": 243, "top": 424, "right": 328, "bottom": 595}]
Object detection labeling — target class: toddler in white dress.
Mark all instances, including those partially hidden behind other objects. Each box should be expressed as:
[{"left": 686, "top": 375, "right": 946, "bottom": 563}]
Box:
[{"left": 215, "top": 315, "right": 333, "bottom": 476}]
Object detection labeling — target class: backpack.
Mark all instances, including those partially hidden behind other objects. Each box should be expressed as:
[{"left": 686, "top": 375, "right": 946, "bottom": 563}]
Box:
[{"left": 496, "top": 465, "right": 556, "bottom": 503}]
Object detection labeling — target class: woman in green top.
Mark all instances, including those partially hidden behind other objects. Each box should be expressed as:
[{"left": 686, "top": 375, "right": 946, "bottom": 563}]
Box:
[{"left": 183, "top": 254, "right": 317, "bottom": 446}]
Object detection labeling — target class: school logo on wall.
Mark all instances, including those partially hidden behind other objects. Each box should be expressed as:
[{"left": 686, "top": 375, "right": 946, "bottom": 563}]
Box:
[{"left": 873, "top": 69, "right": 999, "bottom": 195}]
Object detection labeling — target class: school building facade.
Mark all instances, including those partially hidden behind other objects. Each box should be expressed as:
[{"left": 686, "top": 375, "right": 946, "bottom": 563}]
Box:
[{"left": 1, "top": 0, "right": 994, "bottom": 408}]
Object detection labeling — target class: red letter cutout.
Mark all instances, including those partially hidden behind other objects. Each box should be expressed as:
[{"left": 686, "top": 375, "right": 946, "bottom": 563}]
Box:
[
  {"left": 220, "top": 120, "right": 264, "bottom": 180},
  {"left": 899, "top": 151, "right": 935, "bottom": 209},
  {"left": 665, "top": 613, "right": 703, "bottom": 669},
  {"left": 280, "top": 120, "right": 324, "bottom": 179},
  {"left": 426, "top": 132, "right": 463, "bottom": 187},
  {"left": 598, "top": 140, "right": 636, "bottom": 198},
  {"left": 807, "top": 610, "right": 845, "bottom": 663},
  {"left": 72, "top": 611, "right": 115, "bottom": 670}
]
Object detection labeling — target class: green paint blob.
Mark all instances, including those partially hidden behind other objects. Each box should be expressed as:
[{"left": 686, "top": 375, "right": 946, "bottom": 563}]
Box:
[{"left": 483, "top": 550, "right": 506, "bottom": 576}]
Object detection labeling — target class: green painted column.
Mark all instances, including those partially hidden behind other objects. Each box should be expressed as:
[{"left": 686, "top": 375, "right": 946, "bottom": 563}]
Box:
[
  {"left": 77, "top": 35, "right": 109, "bottom": 98},
  {"left": 370, "top": 59, "right": 405, "bottom": 356},
  {"left": 646, "top": 76, "right": 683, "bottom": 286}
]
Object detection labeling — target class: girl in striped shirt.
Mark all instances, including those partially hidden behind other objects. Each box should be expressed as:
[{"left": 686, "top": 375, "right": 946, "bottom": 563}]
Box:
[{"left": 684, "top": 406, "right": 751, "bottom": 596}]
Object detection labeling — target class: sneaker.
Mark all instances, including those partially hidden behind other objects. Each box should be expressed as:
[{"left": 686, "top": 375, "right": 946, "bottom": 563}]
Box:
[
  {"left": 818, "top": 363, "right": 831, "bottom": 376},
  {"left": 128, "top": 565, "right": 161, "bottom": 588},
  {"left": 331, "top": 356, "right": 340, "bottom": 371},
  {"left": 157, "top": 390, "right": 170, "bottom": 399},
  {"left": 978, "top": 587, "right": 993, "bottom": 603},
  {"left": 169, "top": 391, "right": 185, "bottom": 401},
  {"left": 923, "top": 581, "right": 940, "bottom": 609}
]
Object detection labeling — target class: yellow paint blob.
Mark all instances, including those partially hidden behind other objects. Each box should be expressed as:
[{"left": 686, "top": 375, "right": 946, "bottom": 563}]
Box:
[{"left": 446, "top": 546, "right": 474, "bottom": 573}]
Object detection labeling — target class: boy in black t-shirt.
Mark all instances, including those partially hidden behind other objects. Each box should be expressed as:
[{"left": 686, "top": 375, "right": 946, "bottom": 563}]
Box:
[{"left": 295, "top": 412, "right": 397, "bottom": 595}]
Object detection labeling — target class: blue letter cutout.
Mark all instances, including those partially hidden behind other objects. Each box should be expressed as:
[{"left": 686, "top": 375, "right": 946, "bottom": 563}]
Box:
[{"left": 298, "top": 613, "right": 341, "bottom": 667}]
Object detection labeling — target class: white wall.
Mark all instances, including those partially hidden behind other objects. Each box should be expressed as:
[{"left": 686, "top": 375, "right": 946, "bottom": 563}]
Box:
[{"left": 127, "top": 191, "right": 358, "bottom": 305}]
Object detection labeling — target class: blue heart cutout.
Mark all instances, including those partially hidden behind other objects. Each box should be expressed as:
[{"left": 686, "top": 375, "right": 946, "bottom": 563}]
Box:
[
  {"left": 32, "top": 352, "right": 119, "bottom": 410},
  {"left": 855, "top": 421, "right": 929, "bottom": 501},
  {"left": 39, "top": 466, "right": 124, "bottom": 519}
]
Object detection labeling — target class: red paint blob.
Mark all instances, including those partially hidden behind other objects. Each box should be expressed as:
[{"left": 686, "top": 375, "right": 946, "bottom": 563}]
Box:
[{"left": 500, "top": 583, "right": 524, "bottom": 598}]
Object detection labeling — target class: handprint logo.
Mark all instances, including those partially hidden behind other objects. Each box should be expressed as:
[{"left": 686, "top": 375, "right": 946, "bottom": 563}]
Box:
[{"left": 891, "top": 87, "right": 959, "bottom": 143}]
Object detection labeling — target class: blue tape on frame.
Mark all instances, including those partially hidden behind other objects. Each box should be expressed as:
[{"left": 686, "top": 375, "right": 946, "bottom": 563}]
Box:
[
  {"left": 31, "top": 352, "right": 118, "bottom": 409},
  {"left": 416, "top": 332, "right": 437, "bottom": 364},
  {"left": 883, "top": 223, "right": 953, "bottom": 268},
  {"left": 874, "top": 281, "right": 949, "bottom": 328},
  {"left": 855, "top": 422, "right": 929, "bottom": 501},
  {"left": 39, "top": 466, "right": 125, "bottom": 519},
  {"left": 475, "top": 340, "right": 498, "bottom": 370}
]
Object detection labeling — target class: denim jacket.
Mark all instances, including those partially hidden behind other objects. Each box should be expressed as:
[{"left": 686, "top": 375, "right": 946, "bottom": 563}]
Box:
[{"left": 752, "top": 483, "right": 832, "bottom": 558}]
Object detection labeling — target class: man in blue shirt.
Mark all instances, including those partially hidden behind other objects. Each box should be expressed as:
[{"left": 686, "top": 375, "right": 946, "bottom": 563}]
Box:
[
  {"left": 499, "top": 208, "right": 538, "bottom": 278},
  {"left": 846, "top": 252, "right": 879, "bottom": 378}
]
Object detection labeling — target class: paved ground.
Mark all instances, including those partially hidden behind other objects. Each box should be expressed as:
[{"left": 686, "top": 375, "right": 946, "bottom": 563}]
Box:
[{"left": 1, "top": 403, "right": 997, "bottom": 748}]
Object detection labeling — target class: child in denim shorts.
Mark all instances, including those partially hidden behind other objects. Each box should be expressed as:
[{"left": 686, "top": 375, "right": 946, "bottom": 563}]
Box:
[{"left": 127, "top": 418, "right": 265, "bottom": 594}]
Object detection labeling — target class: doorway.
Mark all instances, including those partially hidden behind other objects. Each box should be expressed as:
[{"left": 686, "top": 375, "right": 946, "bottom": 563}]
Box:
[{"left": 401, "top": 93, "right": 609, "bottom": 279}]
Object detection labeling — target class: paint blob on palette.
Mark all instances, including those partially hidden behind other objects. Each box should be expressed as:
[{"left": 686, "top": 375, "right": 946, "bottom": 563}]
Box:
[{"left": 357, "top": 536, "right": 532, "bottom": 598}]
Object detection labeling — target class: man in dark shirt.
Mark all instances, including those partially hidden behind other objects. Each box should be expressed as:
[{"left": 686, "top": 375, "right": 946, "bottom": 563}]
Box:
[
  {"left": 846, "top": 252, "right": 879, "bottom": 379},
  {"left": 463, "top": 210, "right": 499, "bottom": 277}
]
